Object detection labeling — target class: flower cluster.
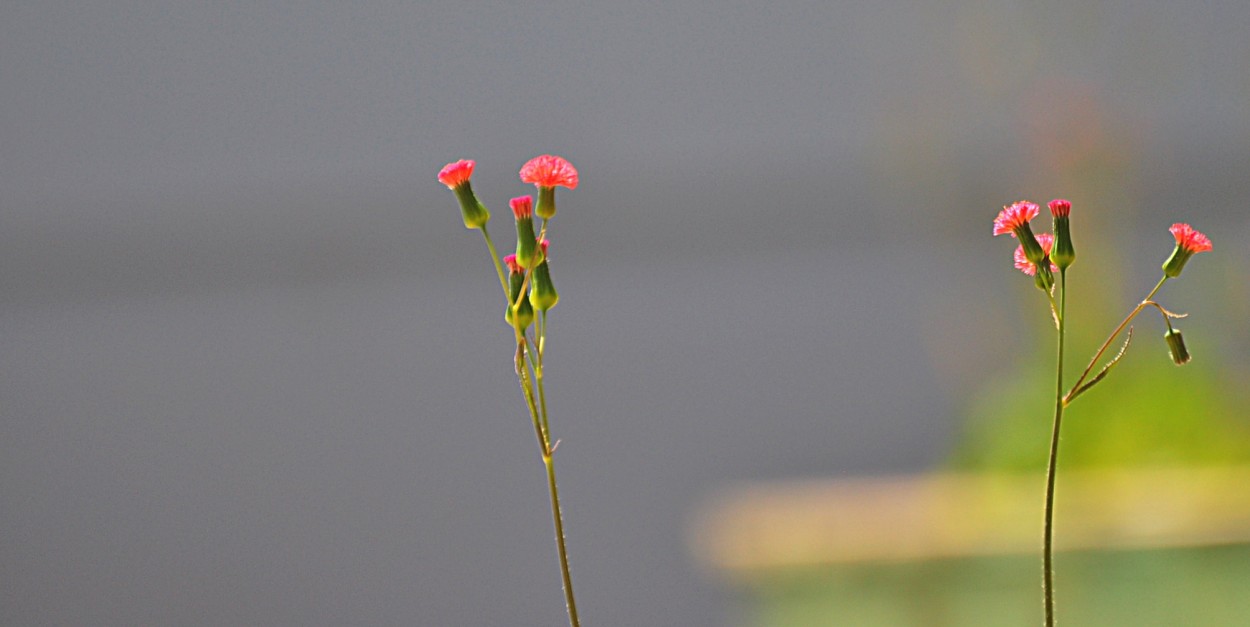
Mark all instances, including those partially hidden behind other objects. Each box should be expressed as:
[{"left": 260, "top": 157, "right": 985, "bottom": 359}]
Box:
[
  {"left": 438, "top": 154, "right": 583, "bottom": 626},
  {"left": 439, "top": 155, "right": 578, "bottom": 327}
]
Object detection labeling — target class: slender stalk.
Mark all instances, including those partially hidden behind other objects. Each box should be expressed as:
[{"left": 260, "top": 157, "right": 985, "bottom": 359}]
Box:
[
  {"left": 1043, "top": 269, "right": 1067, "bottom": 627},
  {"left": 544, "top": 453, "right": 580, "bottom": 627},
  {"left": 1064, "top": 276, "right": 1168, "bottom": 404},
  {"left": 516, "top": 323, "right": 578, "bottom": 626},
  {"left": 481, "top": 226, "right": 509, "bottom": 297}
]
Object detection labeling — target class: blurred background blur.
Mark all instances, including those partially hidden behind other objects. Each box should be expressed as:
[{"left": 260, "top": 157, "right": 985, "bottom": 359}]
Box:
[{"left": 3, "top": 1, "right": 1249, "bottom": 625}]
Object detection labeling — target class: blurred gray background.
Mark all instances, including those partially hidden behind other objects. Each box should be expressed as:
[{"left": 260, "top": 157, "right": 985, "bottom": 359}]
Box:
[{"left": 3, "top": 1, "right": 1248, "bottom": 625}]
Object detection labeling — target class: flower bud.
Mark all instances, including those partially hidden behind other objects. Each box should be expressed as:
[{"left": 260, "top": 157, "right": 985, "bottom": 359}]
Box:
[
  {"left": 511, "top": 196, "right": 543, "bottom": 269},
  {"left": 503, "top": 255, "right": 534, "bottom": 330},
  {"left": 529, "top": 240, "right": 559, "bottom": 311},
  {"left": 1164, "top": 328, "right": 1191, "bottom": 365},
  {"left": 1048, "top": 199, "right": 1075, "bottom": 270}
]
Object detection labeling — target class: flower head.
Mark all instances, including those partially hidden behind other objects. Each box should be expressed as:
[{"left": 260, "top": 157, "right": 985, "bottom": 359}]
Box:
[
  {"left": 1014, "top": 233, "right": 1059, "bottom": 276},
  {"left": 520, "top": 155, "right": 579, "bottom": 189},
  {"left": 510, "top": 195, "right": 534, "bottom": 219},
  {"left": 439, "top": 159, "right": 489, "bottom": 229},
  {"left": 438, "top": 159, "right": 475, "bottom": 189},
  {"left": 1169, "top": 223, "right": 1213, "bottom": 254},
  {"left": 1048, "top": 199, "right": 1071, "bottom": 218},
  {"left": 993, "top": 201, "right": 1040, "bottom": 237},
  {"left": 540, "top": 238, "right": 550, "bottom": 256},
  {"left": 1162, "top": 223, "right": 1212, "bottom": 278}
]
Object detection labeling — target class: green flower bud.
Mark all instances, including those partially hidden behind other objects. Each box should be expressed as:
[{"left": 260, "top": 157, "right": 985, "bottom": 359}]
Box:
[
  {"left": 503, "top": 255, "right": 534, "bottom": 330},
  {"left": 510, "top": 196, "right": 543, "bottom": 269},
  {"left": 529, "top": 240, "right": 559, "bottom": 311},
  {"left": 1048, "top": 200, "right": 1075, "bottom": 270},
  {"left": 1164, "top": 329, "right": 1191, "bottom": 365}
]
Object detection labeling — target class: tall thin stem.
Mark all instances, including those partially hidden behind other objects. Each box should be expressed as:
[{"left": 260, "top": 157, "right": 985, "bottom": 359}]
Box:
[
  {"left": 480, "top": 226, "right": 509, "bottom": 298},
  {"left": 544, "top": 452, "right": 580, "bottom": 627},
  {"left": 1043, "top": 269, "right": 1067, "bottom": 627}
]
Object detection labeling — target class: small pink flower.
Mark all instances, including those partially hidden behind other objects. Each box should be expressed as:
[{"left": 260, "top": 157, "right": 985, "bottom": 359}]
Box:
[
  {"left": 1048, "top": 199, "right": 1071, "bottom": 218},
  {"left": 519, "top": 155, "right": 579, "bottom": 189},
  {"left": 1169, "top": 223, "right": 1213, "bottom": 254},
  {"left": 993, "top": 201, "right": 1040, "bottom": 237},
  {"left": 1014, "top": 233, "right": 1058, "bottom": 276},
  {"left": 438, "top": 159, "right": 475, "bottom": 189},
  {"left": 539, "top": 239, "right": 550, "bottom": 255},
  {"left": 510, "top": 195, "right": 533, "bottom": 219},
  {"left": 504, "top": 254, "right": 522, "bottom": 275}
]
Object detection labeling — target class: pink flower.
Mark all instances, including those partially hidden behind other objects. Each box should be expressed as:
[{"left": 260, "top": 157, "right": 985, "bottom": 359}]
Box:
[
  {"left": 509, "top": 195, "right": 533, "bottom": 219},
  {"left": 1048, "top": 199, "right": 1071, "bottom": 218},
  {"left": 993, "top": 201, "right": 1040, "bottom": 237},
  {"left": 1169, "top": 223, "right": 1213, "bottom": 254},
  {"left": 519, "top": 155, "right": 579, "bottom": 189},
  {"left": 438, "top": 159, "right": 475, "bottom": 189},
  {"left": 1014, "top": 233, "right": 1058, "bottom": 276},
  {"left": 539, "top": 238, "right": 550, "bottom": 255},
  {"left": 504, "top": 254, "right": 522, "bottom": 275}
]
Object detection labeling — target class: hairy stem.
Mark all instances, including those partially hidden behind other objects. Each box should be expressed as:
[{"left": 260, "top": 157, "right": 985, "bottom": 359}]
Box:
[{"left": 1043, "top": 269, "right": 1067, "bottom": 627}]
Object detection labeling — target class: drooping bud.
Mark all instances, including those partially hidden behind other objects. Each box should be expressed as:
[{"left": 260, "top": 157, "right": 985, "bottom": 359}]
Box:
[
  {"left": 1162, "top": 223, "right": 1213, "bottom": 278},
  {"left": 438, "top": 160, "right": 490, "bottom": 229},
  {"left": 510, "top": 196, "right": 543, "bottom": 269},
  {"left": 1164, "top": 328, "right": 1191, "bottom": 365},
  {"left": 1048, "top": 199, "right": 1076, "bottom": 270},
  {"left": 529, "top": 240, "right": 559, "bottom": 311},
  {"left": 503, "top": 254, "right": 534, "bottom": 330}
]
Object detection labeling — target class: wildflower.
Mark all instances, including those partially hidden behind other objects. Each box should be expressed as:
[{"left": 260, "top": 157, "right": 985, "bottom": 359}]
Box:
[
  {"left": 438, "top": 159, "right": 490, "bottom": 229},
  {"left": 1014, "top": 233, "right": 1060, "bottom": 276},
  {"left": 1048, "top": 199, "right": 1076, "bottom": 270},
  {"left": 1162, "top": 223, "right": 1213, "bottom": 278},
  {"left": 520, "top": 155, "right": 578, "bottom": 220},
  {"left": 529, "top": 239, "right": 559, "bottom": 311},
  {"left": 994, "top": 201, "right": 1047, "bottom": 266},
  {"left": 511, "top": 195, "right": 543, "bottom": 269}
]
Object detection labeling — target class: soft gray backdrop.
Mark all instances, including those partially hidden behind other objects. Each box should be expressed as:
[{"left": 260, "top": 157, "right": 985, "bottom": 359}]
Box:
[{"left": 3, "top": 1, "right": 1248, "bottom": 625}]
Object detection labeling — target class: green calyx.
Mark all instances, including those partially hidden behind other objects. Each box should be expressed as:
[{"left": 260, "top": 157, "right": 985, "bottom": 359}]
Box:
[
  {"left": 529, "top": 259, "right": 559, "bottom": 311},
  {"left": 1051, "top": 216, "right": 1076, "bottom": 270},
  {"left": 535, "top": 187, "right": 557, "bottom": 220},
  {"left": 453, "top": 183, "right": 490, "bottom": 229},
  {"left": 514, "top": 216, "right": 543, "bottom": 269},
  {"left": 505, "top": 270, "right": 534, "bottom": 330},
  {"left": 1015, "top": 223, "right": 1047, "bottom": 265},
  {"left": 1162, "top": 246, "right": 1194, "bottom": 278}
]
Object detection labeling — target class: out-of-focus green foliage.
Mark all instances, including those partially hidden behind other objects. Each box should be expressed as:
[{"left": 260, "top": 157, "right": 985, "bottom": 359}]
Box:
[
  {"left": 951, "top": 344, "right": 1250, "bottom": 471},
  {"left": 750, "top": 545, "right": 1250, "bottom": 626}
]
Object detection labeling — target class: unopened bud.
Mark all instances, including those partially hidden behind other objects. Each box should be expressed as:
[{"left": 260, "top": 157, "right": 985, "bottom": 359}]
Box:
[
  {"left": 511, "top": 196, "right": 543, "bottom": 269},
  {"left": 529, "top": 240, "right": 559, "bottom": 311},
  {"left": 1048, "top": 200, "right": 1075, "bottom": 269},
  {"left": 504, "top": 255, "right": 534, "bottom": 330},
  {"left": 1164, "top": 329, "right": 1191, "bottom": 365}
]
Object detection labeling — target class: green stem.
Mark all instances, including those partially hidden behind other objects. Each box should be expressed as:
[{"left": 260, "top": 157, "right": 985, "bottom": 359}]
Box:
[
  {"left": 481, "top": 226, "right": 509, "bottom": 298},
  {"left": 516, "top": 333, "right": 578, "bottom": 626},
  {"left": 1043, "top": 269, "right": 1067, "bottom": 627},
  {"left": 545, "top": 453, "right": 580, "bottom": 627},
  {"left": 1064, "top": 276, "right": 1168, "bottom": 404}
]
